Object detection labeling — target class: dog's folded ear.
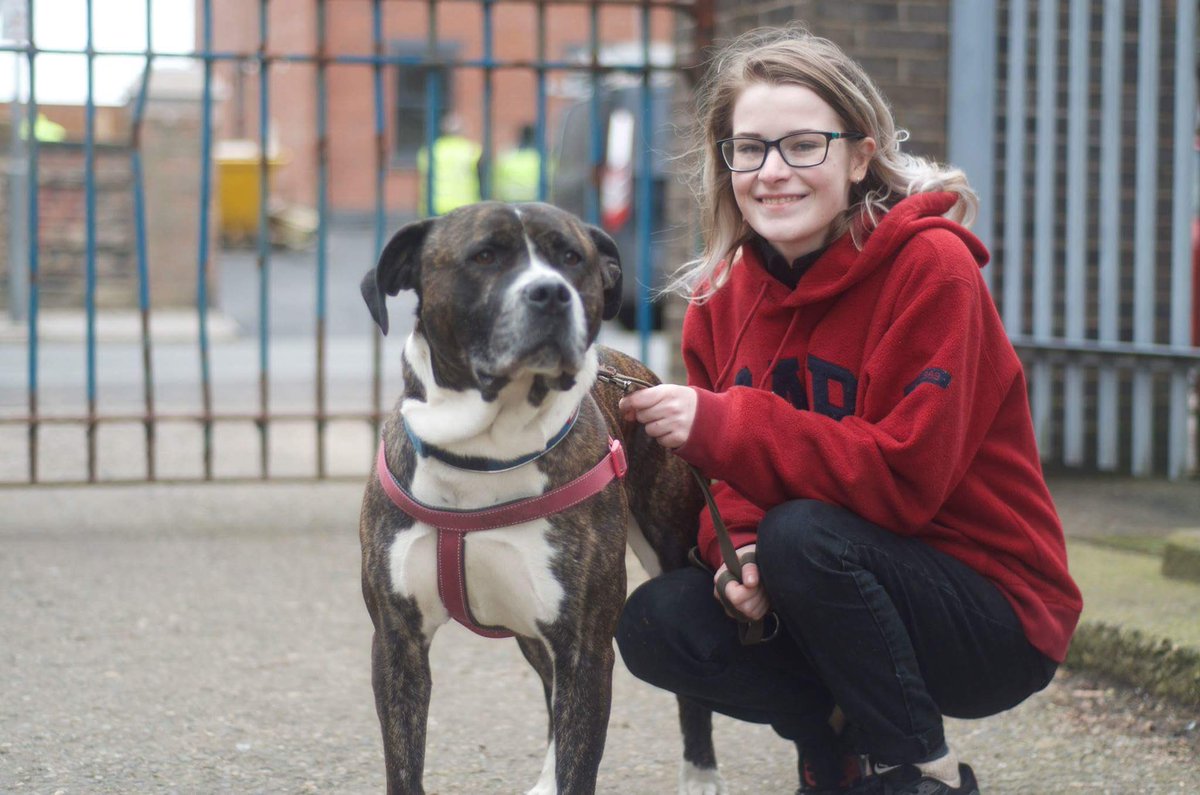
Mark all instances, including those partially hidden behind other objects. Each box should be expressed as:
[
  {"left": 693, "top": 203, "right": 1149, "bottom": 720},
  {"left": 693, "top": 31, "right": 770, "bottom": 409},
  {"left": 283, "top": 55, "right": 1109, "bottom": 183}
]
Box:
[
  {"left": 362, "top": 218, "right": 434, "bottom": 335},
  {"left": 587, "top": 226, "right": 623, "bottom": 321}
]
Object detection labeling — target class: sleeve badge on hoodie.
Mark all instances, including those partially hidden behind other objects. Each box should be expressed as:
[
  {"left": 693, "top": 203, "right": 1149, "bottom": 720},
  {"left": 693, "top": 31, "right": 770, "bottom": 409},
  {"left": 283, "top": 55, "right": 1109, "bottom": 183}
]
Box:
[{"left": 904, "top": 367, "right": 952, "bottom": 396}]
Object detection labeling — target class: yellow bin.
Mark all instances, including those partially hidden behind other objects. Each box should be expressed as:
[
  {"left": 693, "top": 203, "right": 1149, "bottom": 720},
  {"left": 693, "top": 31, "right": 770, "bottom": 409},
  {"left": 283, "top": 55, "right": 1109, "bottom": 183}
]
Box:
[{"left": 215, "top": 139, "right": 284, "bottom": 244}]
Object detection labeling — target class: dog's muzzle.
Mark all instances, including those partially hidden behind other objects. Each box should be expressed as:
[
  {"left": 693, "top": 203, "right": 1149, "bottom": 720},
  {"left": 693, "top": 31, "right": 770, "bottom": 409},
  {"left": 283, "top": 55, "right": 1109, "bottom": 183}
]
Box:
[
  {"left": 482, "top": 276, "right": 587, "bottom": 380},
  {"left": 522, "top": 277, "right": 573, "bottom": 317}
]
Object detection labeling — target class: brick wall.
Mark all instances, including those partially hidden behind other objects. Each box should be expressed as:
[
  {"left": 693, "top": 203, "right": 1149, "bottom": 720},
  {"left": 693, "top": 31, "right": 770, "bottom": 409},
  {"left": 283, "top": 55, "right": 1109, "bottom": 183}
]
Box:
[
  {"left": 662, "top": 1, "right": 953, "bottom": 382},
  {"left": 707, "top": 1, "right": 951, "bottom": 161},
  {"left": 137, "top": 68, "right": 219, "bottom": 309},
  {"left": 0, "top": 71, "right": 217, "bottom": 313},
  {"left": 0, "top": 144, "right": 135, "bottom": 310}
]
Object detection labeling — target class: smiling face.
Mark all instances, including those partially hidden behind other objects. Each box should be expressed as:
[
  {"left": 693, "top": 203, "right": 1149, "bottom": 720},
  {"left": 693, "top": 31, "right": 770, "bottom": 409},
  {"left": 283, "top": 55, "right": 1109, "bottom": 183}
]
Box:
[{"left": 729, "top": 82, "right": 875, "bottom": 262}]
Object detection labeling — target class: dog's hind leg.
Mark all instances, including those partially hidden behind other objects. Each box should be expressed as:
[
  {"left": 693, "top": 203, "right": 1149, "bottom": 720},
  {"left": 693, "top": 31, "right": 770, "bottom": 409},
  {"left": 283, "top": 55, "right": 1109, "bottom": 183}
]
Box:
[
  {"left": 676, "top": 696, "right": 726, "bottom": 794},
  {"left": 628, "top": 526, "right": 725, "bottom": 792},
  {"left": 625, "top": 516, "right": 725, "bottom": 792},
  {"left": 370, "top": 616, "right": 433, "bottom": 795}
]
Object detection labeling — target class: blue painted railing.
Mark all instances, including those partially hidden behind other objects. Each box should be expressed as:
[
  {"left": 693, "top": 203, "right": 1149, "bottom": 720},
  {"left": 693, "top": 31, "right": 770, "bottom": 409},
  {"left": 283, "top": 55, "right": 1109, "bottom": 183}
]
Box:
[{"left": 0, "top": 0, "right": 700, "bottom": 484}]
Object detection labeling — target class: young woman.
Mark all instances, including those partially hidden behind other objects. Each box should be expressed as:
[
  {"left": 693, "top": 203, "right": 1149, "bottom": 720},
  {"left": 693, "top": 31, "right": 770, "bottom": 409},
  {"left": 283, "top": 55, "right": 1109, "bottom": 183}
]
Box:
[{"left": 616, "top": 26, "right": 1081, "bottom": 795}]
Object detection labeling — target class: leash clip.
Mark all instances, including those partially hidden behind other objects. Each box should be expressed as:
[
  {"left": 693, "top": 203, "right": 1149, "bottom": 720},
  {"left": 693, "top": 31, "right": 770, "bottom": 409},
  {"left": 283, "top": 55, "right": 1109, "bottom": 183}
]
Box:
[{"left": 598, "top": 365, "right": 652, "bottom": 395}]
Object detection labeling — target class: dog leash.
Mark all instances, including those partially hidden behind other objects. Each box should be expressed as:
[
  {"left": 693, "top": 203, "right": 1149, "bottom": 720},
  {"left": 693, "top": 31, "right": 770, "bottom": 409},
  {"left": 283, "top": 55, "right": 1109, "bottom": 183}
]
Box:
[{"left": 597, "top": 366, "right": 776, "bottom": 646}]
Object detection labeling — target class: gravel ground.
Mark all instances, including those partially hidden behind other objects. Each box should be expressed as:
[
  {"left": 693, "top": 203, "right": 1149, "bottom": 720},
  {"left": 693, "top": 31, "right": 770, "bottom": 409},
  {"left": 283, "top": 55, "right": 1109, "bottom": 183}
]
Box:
[{"left": 1, "top": 483, "right": 1197, "bottom": 794}]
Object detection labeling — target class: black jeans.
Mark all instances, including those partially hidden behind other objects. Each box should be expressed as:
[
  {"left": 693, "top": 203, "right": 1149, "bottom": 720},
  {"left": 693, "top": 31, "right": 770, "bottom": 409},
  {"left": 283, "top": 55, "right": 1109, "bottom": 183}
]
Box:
[{"left": 617, "top": 499, "right": 1057, "bottom": 764}]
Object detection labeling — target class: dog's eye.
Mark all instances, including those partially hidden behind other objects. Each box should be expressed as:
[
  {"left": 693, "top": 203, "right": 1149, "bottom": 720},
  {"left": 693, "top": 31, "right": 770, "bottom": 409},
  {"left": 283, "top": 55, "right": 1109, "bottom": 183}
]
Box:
[
  {"left": 562, "top": 250, "right": 581, "bottom": 266},
  {"left": 472, "top": 248, "right": 495, "bottom": 265}
]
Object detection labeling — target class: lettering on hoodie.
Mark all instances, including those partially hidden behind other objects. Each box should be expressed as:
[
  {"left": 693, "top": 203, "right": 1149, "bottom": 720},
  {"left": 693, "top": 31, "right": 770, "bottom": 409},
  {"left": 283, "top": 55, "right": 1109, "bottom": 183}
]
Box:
[{"left": 734, "top": 356, "right": 859, "bottom": 420}]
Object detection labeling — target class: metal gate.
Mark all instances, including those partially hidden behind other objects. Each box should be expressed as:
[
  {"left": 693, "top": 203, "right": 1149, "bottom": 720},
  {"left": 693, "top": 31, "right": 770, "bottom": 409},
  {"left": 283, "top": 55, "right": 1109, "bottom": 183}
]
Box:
[
  {"left": 948, "top": 0, "right": 1199, "bottom": 479},
  {"left": 0, "top": 0, "right": 708, "bottom": 485},
  {"left": 6, "top": 1, "right": 1196, "bottom": 485}
]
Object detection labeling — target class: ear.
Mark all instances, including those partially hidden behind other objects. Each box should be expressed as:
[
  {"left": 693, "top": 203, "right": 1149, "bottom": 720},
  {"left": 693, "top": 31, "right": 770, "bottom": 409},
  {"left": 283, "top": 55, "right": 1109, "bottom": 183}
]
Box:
[
  {"left": 587, "top": 225, "right": 623, "bottom": 321},
  {"left": 851, "top": 136, "right": 877, "bottom": 184},
  {"left": 361, "top": 218, "right": 434, "bottom": 335}
]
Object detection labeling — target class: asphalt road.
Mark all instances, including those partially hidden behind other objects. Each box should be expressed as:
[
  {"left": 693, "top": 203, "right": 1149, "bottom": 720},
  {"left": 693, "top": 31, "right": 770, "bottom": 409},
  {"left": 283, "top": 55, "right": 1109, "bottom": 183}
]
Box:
[{"left": 2, "top": 480, "right": 1197, "bottom": 794}]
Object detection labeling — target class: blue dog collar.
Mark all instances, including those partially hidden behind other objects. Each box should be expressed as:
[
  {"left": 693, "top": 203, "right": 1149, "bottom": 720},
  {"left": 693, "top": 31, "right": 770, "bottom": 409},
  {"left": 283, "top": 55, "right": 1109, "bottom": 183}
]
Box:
[{"left": 403, "top": 411, "right": 579, "bottom": 472}]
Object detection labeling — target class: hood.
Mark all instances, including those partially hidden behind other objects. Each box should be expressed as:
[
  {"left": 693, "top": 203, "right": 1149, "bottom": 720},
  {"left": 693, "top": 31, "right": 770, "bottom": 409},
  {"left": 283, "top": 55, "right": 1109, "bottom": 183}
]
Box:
[{"left": 754, "top": 192, "right": 989, "bottom": 309}]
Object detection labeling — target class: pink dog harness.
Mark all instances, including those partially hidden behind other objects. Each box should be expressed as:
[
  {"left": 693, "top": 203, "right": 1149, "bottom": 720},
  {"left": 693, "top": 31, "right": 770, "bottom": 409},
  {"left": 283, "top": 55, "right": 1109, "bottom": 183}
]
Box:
[{"left": 375, "top": 437, "right": 628, "bottom": 638}]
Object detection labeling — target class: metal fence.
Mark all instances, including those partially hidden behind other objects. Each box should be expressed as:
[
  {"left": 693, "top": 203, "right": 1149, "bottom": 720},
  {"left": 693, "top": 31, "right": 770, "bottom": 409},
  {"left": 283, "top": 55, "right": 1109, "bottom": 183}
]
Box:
[
  {"left": 948, "top": 0, "right": 1199, "bottom": 479},
  {"left": 0, "top": 0, "right": 706, "bottom": 485},
  {"left": 4, "top": 0, "right": 1197, "bottom": 485}
]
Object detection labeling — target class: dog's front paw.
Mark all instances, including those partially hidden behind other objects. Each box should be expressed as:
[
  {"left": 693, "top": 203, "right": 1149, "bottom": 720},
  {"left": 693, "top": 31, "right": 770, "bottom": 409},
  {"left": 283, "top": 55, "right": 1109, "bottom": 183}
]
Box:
[
  {"left": 679, "top": 761, "right": 727, "bottom": 795},
  {"left": 525, "top": 745, "right": 556, "bottom": 795}
]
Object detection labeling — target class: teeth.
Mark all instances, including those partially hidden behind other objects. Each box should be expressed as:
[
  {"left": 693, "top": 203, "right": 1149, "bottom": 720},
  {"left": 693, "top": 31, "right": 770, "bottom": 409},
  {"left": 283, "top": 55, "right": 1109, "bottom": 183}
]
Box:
[{"left": 760, "top": 197, "right": 799, "bottom": 205}]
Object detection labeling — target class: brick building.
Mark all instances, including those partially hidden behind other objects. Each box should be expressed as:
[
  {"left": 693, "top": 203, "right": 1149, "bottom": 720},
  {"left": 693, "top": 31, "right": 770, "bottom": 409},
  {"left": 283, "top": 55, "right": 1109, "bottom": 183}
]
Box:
[
  {"left": 206, "top": 0, "right": 679, "bottom": 217},
  {"left": 202, "top": 1, "right": 957, "bottom": 218}
]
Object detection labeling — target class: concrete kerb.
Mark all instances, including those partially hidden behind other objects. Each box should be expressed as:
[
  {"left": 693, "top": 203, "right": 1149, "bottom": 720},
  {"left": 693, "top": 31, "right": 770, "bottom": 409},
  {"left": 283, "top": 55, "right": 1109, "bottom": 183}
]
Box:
[
  {"left": 1045, "top": 473, "right": 1200, "bottom": 709},
  {"left": 0, "top": 309, "right": 240, "bottom": 344},
  {"left": 1162, "top": 529, "right": 1200, "bottom": 583},
  {"left": 1066, "top": 622, "right": 1200, "bottom": 709},
  {"left": 1063, "top": 539, "right": 1200, "bottom": 709}
]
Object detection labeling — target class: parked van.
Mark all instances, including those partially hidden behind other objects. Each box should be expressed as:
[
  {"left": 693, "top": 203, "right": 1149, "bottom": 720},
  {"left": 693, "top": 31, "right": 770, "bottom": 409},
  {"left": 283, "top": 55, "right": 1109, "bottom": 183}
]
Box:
[{"left": 551, "top": 76, "right": 678, "bottom": 331}]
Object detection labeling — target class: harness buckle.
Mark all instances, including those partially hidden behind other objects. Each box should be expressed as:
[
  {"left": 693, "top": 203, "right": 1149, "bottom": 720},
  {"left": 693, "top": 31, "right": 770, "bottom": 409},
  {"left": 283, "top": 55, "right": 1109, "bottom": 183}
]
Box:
[{"left": 608, "top": 438, "right": 628, "bottom": 479}]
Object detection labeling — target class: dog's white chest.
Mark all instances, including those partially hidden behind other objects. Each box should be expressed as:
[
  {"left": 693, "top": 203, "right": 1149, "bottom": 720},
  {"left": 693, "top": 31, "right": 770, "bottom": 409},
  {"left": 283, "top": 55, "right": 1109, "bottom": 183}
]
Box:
[{"left": 386, "top": 467, "right": 566, "bottom": 640}]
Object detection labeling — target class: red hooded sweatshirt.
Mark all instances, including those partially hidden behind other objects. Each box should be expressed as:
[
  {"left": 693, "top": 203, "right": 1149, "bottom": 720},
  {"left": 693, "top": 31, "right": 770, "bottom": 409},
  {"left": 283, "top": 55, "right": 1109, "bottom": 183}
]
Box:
[{"left": 675, "top": 192, "right": 1082, "bottom": 663}]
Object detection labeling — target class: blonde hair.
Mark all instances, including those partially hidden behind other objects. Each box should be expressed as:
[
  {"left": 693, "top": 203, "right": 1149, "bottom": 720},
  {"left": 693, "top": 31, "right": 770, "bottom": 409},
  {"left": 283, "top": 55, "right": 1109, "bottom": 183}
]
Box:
[{"left": 670, "top": 25, "right": 978, "bottom": 300}]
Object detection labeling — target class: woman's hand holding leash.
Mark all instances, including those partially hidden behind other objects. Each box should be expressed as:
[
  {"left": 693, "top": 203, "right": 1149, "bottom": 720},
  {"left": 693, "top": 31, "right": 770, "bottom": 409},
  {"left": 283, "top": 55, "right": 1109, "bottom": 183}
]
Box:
[
  {"left": 615, "top": 374, "right": 775, "bottom": 644},
  {"left": 618, "top": 385, "right": 767, "bottom": 618},
  {"left": 713, "top": 544, "right": 771, "bottom": 621},
  {"left": 619, "top": 385, "right": 697, "bottom": 450}
]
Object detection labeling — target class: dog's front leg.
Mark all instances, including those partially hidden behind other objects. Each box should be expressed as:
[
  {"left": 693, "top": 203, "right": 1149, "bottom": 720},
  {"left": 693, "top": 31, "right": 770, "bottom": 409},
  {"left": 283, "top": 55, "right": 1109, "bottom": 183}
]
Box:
[
  {"left": 543, "top": 633, "right": 616, "bottom": 795},
  {"left": 371, "top": 625, "right": 433, "bottom": 795}
]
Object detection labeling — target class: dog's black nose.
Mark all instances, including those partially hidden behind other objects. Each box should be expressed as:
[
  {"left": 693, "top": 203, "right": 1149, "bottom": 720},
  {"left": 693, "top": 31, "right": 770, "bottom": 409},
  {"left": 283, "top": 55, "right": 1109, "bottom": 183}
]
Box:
[{"left": 523, "top": 279, "right": 572, "bottom": 313}]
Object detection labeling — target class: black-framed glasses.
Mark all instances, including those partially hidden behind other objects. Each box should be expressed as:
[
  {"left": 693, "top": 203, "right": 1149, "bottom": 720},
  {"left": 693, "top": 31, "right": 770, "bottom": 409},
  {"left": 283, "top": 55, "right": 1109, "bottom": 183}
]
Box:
[{"left": 717, "top": 131, "right": 867, "bottom": 172}]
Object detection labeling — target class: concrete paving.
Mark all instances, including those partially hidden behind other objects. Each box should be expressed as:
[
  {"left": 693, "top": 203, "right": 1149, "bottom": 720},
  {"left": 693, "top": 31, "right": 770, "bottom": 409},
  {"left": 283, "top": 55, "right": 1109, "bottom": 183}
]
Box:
[
  {"left": 1, "top": 471, "right": 1198, "bottom": 794},
  {"left": 2, "top": 235, "right": 1198, "bottom": 791}
]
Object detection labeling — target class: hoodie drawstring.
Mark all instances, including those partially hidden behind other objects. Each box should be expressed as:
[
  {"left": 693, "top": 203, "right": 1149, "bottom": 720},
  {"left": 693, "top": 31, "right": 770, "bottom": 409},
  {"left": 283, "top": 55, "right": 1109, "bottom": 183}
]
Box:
[
  {"left": 758, "top": 311, "right": 801, "bottom": 391},
  {"left": 714, "top": 281, "right": 770, "bottom": 390}
]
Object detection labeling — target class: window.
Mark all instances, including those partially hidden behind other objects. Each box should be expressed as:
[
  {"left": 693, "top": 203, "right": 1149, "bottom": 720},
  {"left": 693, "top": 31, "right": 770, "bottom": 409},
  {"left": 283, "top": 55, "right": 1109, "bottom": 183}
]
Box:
[{"left": 392, "top": 41, "right": 457, "bottom": 165}]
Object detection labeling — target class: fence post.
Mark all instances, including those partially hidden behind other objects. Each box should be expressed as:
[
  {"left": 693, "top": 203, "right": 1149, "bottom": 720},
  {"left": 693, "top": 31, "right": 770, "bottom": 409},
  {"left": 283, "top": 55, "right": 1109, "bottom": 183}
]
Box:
[{"left": 946, "top": 0, "right": 995, "bottom": 264}]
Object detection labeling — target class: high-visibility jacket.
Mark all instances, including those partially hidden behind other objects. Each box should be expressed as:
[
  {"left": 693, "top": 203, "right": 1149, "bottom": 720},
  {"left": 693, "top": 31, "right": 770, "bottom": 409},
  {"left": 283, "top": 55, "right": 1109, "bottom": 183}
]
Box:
[
  {"left": 493, "top": 146, "right": 541, "bottom": 202},
  {"left": 417, "top": 135, "right": 482, "bottom": 216},
  {"left": 19, "top": 113, "right": 67, "bottom": 142}
]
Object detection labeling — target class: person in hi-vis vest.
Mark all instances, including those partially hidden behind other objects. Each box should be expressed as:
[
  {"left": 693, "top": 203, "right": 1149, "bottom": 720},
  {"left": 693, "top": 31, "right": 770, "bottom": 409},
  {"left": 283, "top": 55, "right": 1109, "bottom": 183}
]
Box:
[
  {"left": 417, "top": 113, "right": 483, "bottom": 217},
  {"left": 493, "top": 124, "right": 542, "bottom": 203}
]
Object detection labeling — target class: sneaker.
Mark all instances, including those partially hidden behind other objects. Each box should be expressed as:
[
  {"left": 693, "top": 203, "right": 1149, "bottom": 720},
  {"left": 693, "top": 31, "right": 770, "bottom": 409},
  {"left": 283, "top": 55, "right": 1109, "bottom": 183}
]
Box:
[
  {"left": 871, "top": 762, "right": 980, "bottom": 795},
  {"left": 796, "top": 743, "right": 868, "bottom": 794}
]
